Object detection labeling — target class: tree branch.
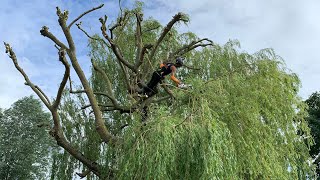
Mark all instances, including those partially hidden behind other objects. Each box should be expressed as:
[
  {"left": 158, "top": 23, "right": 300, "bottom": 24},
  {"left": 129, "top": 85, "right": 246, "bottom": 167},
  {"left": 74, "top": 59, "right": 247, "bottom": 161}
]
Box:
[
  {"left": 76, "top": 22, "right": 110, "bottom": 49},
  {"left": 68, "top": 4, "right": 104, "bottom": 29},
  {"left": 170, "top": 38, "right": 213, "bottom": 58},
  {"left": 56, "top": 7, "right": 76, "bottom": 51},
  {"left": 91, "top": 59, "right": 118, "bottom": 106},
  {"left": 160, "top": 83, "right": 175, "bottom": 98},
  {"left": 5, "top": 42, "right": 101, "bottom": 177},
  {"left": 50, "top": 111, "right": 101, "bottom": 177},
  {"left": 134, "top": 12, "right": 143, "bottom": 69},
  {"left": 149, "top": 12, "right": 189, "bottom": 60},
  {"left": 34, "top": 85, "right": 51, "bottom": 105},
  {"left": 56, "top": 7, "right": 117, "bottom": 144},
  {"left": 53, "top": 49, "right": 70, "bottom": 109},
  {"left": 99, "top": 15, "right": 136, "bottom": 72},
  {"left": 40, "top": 26, "right": 68, "bottom": 50},
  {"left": 135, "top": 44, "right": 153, "bottom": 69},
  {"left": 109, "top": 11, "right": 129, "bottom": 39},
  {"left": 4, "top": 43, "right": 51, "bottom": 109}
]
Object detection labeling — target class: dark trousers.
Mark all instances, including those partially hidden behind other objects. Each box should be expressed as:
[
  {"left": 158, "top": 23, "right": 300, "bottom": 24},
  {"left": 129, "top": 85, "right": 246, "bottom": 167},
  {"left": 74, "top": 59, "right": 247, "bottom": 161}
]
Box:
[{"left": 143, "top": 71, "right": 162, "bottom": 96}]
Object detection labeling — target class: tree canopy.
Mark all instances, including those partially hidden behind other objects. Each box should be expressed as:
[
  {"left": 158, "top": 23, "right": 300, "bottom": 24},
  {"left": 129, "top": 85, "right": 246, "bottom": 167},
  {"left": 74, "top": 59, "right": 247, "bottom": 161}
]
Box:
[
  {"left": 0, "top": 96, "right": 52, "bottom": 179},
  {"left": 4, "top": 2, "right": 316, "bottom": 179},
  {"left": 305, "top": 91, "right": 320, "bottom": 176}
]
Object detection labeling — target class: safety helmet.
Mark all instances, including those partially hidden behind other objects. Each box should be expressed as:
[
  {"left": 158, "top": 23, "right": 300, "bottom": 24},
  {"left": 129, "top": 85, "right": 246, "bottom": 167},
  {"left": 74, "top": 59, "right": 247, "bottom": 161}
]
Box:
[{"left": 175, "top": 57, "right": 184, "bottom": 66}]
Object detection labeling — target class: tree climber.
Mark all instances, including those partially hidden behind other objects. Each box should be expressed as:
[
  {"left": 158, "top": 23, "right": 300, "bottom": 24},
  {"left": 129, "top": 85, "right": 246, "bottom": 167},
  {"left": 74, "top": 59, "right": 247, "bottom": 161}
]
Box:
[{"left": 139, "top": 57, "right": 187, "bottom": 98}]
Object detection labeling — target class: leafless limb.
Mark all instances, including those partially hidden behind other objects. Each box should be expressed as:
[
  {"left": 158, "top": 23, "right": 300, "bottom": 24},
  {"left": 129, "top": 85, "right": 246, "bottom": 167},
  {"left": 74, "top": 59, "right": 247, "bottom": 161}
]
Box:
[
  {"left": 35, "top": 85, "right": 51, "bottom": 105},
  {"left": 109, "top": 11, "right": 129, "bottom": 39},
  {"left": 99, "top": 15, "right": 136, "bottom": 71},
  {"left": 134, "top": 12, "right": 143, "bottom": 69},
  {"left": 56, "top": 6, "right": 117, "bottom": 145},
  {"left": 40, "top": 26, "right": 68, "bottom": 50},
  {"left": 149, "top": 12, "right": 189, "bottom": 60},
  {"left": 4, "top": 42, "right": 101, "bottom": 177},
  {"left": 91, "top": 59, "right": 118, "bottom": 105},
  {"left": 135, "top": 44, "right": 153, "bottom": 69},
  {"left": 53, "top": 49, "right": 70, "bottom": 109},
  {"left": 4, "top": 43, "right": 51, "bottom": 109},
  {"left": 68, "top": 4, "right": 104, "bottom": 29}
]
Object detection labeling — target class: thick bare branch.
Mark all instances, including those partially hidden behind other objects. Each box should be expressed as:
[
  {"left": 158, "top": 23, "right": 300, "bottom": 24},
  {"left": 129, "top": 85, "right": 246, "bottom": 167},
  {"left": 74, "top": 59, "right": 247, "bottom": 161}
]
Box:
[
  {"left": 68, "top": 4, "right": 104, "bottom": 29},
  {"left": 57, "top": 7, "right": 117, "bottom": 144},
  {"left": 100, "top": 15, "right": 136, "bottom": 72},
  {"left": 4, "top": 42, "right": 101, "bottom": 176},
  {"left": 134, "top": 12, "right": 143, "bottom": 69},
  {"left": 109, "top": 11, "right": 129, "bottom": 39},
  {"left": 4, "top": 43, "right": 51, "bottom": 109},
  {"left": 40, "top": 26, "right": 68, "bottom": 50},
  {"left": 135, "top": 44, "right": 153, "bottom": 69},
  {"left": 53, "top": 49, "right": 70, "bottom": 109},
  {"left": 50, "top": 111, "right": 101, "bottom": 177},
  {"left": 56, "top": 7, "right": 76, "bottom": 51},
  {"left": 91, "top": 59, "right": 118, "bottom": 106},
  {"left": 35, "top": 85, "right": 51, "bottom": 105},
  {"left": 149, "top": 12, "right": 189, "bottom": 60}
]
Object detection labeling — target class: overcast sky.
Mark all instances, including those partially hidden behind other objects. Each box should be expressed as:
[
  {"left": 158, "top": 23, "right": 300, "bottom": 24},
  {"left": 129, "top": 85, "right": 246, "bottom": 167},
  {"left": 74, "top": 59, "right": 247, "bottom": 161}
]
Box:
[{"left": 1, "top": 0, "right": 319, "bottom": 109}]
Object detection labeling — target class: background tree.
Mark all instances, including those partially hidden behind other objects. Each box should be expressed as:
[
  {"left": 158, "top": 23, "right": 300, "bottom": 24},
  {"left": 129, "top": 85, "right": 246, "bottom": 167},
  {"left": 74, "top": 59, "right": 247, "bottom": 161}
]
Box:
[
  {"left": 0, "top": 96, "right": 52, "bottom": 179},
  {"left": 4, "top": 2, "right": 316, "bottom": 179},
  {"left": 305, "top": 91, "right": 320, "bottom": 176}
]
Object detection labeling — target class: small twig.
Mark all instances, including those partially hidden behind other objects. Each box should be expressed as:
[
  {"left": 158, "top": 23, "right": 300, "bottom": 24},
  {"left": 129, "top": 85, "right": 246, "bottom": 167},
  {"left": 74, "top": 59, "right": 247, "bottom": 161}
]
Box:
[
  {"left": 68, "top": 4, "right": 104, "bottom": 29},
  {"left": 76, "top": 22, "right": 110, "bottom": 48}
]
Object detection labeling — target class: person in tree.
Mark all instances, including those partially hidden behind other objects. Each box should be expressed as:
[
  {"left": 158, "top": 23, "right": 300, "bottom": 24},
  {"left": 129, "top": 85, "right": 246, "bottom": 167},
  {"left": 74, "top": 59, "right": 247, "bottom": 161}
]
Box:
[{"left": 139, "top": 57, "right": 187, "bottom": 98}]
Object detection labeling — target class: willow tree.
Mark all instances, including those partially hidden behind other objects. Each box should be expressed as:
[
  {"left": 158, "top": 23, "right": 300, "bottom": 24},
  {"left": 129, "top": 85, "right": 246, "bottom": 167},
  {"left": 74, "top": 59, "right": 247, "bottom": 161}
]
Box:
[{"left": 4, "top": 2, "right": 315, "bottom": 179}]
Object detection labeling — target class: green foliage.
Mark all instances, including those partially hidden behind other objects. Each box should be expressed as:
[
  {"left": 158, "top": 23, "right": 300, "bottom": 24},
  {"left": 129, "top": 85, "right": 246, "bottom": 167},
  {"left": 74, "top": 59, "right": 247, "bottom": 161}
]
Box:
[
  {"left": 305, "top": 91, "right": 320, "bottom": 176},
  {"left": 107, "top": 41, "right": 315, "bottom": 179},
  {"left": 0, "top": 96, "right": 52, "bottom": 179}
]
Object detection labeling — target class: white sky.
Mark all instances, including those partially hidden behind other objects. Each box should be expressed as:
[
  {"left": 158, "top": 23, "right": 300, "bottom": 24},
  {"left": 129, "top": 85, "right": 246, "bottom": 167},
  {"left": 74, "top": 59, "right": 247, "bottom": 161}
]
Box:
[{"left": 1, "top": 0, "right": 320, "bottom": 109}]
